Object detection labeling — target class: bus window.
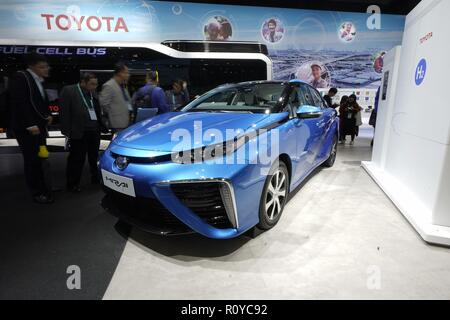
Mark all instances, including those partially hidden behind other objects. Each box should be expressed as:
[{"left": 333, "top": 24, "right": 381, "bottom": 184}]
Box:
[
  {"left": 0, "top": 44, "right": 271, "bottom": 129},
  {"left": 188, "top": 59, "right": 267, "bottom": 97}
]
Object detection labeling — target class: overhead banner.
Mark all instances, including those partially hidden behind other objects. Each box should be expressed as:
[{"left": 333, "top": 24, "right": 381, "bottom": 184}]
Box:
[{"left": 0, "top": 0, "right": 405, "bottom": 89}]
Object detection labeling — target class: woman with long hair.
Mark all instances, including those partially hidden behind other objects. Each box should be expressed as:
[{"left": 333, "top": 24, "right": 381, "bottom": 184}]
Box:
[{"left": 339, "top": 94, "right": 361, "bottom": 145}]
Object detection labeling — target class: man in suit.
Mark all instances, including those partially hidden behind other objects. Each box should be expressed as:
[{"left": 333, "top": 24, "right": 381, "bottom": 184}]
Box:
[
  {"left": 59, "top": 73, "right": 105, "bottom": 192},
  {"left": 9, "top": 53, "right": 53, "bottom": 204},
  {"left": 99, "top": 62, "right": 131, "bottom": 132}
]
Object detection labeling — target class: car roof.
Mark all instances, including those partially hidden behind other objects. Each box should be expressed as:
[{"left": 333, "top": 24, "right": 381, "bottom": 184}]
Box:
[
  {"left": 289, "top": 79, "right": 309, "bottom": 85},
  {"left": 233, "top": 79, "right": 309, "bottom": 87},
  {"left": 235, "top": 80, "right": 287, "bottom": 86},
  {"left": 210, "top": 80, "right": 314, "bottom": 93}
]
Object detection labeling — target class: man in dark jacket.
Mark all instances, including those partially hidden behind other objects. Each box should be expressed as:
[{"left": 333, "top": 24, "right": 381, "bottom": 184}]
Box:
[
  {"left": 9, "top": 53, "right": 53, "bottom": 204},
  {"left": 165, "top": 79, "right": 190, "bottom": 111},
  {"left": 59, "top": 73, "right": 104, "bottom": 192},
  {"left": 323, "top": 88, "right": 338, "bottom": 109}
]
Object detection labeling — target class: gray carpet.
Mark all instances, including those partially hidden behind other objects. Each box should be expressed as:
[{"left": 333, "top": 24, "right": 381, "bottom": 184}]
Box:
[{"left": 0, "top": 150, "right": 128, "bottom": 299}]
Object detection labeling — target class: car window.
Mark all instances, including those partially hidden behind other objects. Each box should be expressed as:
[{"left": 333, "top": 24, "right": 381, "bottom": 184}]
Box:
[
  {"left": 307, "top": 86, "right": 327, "bottom": 109},
  {"left": 284, "top": 89, "right": 297, "bottom": 115},
  {"left": 298, "top": 85, "right": 314, "bottom": 106},
  {"left": 183, "top": 83, "right": 287, "bottom": 113},
  {"left": 203, "top": 89, "right": 237, "bottom": 105}
]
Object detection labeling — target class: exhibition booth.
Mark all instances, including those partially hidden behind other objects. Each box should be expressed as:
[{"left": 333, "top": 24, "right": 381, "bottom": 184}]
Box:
[
  {"left": 363, "top": 0, "right": 450, "bottom": 246},
  {"left": 0, "top": 0, "right": 449, "bottom": 302}
]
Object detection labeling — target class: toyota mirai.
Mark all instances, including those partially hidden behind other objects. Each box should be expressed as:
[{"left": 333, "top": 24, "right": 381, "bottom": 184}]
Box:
[{"left": 99, "top": 80, "right": 339, "bottom": 239}]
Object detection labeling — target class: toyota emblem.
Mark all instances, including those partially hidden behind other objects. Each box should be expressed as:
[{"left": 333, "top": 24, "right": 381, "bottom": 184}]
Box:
[{"left": 115, "top": 156, "right": 129, "bottom": 170}]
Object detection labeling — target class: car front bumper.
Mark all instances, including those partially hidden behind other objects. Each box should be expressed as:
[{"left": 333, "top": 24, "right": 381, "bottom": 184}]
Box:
[{"left": 98, "top": 143, "right": 268, "bottom": 239}]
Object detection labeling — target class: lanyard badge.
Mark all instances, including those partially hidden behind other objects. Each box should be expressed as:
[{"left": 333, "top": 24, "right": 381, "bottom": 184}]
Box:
[{"left": 77, "top": 84, "right": 97, "bottom": 121}]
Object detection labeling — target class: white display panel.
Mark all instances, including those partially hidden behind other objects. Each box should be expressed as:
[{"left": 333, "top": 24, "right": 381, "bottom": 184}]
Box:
[
  {"left": 363, "top": 0, "right": 450, "bottom": 245},
  {"left": 371, "top": 46, "right": 402, "bottom": 168}
]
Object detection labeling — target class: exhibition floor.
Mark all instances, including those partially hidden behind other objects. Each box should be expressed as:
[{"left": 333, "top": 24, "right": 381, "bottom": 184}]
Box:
[{"left": 1, "top": 125, "right": 449, "bottom": 299}]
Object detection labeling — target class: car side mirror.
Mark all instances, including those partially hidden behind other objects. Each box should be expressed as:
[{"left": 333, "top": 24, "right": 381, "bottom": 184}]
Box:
[{"left": 296, "top": 105, "right": 323, "bottom": 119}]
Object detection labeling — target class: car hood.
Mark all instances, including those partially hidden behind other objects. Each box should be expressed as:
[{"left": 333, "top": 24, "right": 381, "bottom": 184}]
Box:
[{"left": 112, "top": 111, "right": 288, "bottom": 152}]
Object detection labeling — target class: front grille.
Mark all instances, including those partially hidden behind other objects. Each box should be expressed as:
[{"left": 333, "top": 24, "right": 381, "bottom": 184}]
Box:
[
  {"left": 110, "top": 152, "right": 172, "bottom": 164},
  {"left": 171, "top": 182, "right": 233, "bottom": 229},
  {"left": 103, "top": 188, "right": 192, "bottom": 234}
]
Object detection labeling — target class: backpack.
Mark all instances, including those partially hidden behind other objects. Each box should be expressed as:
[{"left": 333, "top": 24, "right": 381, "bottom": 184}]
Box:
[{"left": 134, "top": 84, "right": 155, "bottom": 108}]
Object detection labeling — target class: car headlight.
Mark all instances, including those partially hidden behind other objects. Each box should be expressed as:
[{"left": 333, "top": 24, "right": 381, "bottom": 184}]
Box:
[
  {"left": 172, "top": 136, "right": 248, "bottom": 164},
  {"left": 111, "top": 132, "right": 118, "bottom": 141}
]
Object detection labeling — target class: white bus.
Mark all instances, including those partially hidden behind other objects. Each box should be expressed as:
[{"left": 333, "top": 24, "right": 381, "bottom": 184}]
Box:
[{"left": 0, "top": 40, "right": 272, "bottom": 132}]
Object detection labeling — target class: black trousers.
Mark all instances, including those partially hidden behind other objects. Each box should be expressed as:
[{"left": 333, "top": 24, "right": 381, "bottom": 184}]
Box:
[
  {"left": 15, "top": 129, "right": 49, "bottom": 196},
  {"left": 66, "top": 130, "right": 101, "bottom": 188}
]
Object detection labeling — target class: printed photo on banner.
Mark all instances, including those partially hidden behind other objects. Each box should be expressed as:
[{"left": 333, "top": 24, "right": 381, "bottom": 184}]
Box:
[
  {"left": 261, "top": 18, "right": 285, "bottom": 44},
  {"left": 203, "top": 16, "right": 233, "bottom": 41},
  {"left": 291, "top": 61, "right": 330, "bottom": 89},
  {"left": 372, "top": 51, "right": 386, "bottom": 73},
  {"left": 339, "top": 21, "right": 357, "bottom": 42}
]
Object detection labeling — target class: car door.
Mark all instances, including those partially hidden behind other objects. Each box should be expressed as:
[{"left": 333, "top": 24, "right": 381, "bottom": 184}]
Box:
[
  {"left": 305, "top": 85, "right": 328, "bottom": 164},
  {"left": 307, "top": 86, "right": 336, "bottom": 163},
  {"left": 289, "top": 84, "right": 323, "bottom": 184}
]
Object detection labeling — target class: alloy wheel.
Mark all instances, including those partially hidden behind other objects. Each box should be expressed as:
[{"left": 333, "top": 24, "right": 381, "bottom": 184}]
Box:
[{"left": 265, "top": 169, "right": 288, "bottom": 221}]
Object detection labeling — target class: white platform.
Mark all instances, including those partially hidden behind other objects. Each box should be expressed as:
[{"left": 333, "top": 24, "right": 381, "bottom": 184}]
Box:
[{"left": 362, "top": 161, "right": 450, "bottom": 246}]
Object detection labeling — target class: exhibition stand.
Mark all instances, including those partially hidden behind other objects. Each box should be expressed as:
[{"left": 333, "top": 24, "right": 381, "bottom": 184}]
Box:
[{"left": 363, "top": 0, "right": 450, "bottom": 246}]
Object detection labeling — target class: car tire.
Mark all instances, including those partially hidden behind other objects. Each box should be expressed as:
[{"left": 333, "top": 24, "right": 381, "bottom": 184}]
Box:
[
  {"left": 257, "top": 161, "right": 290, "bottom": 231},
  {"left": 322, "top": 135, "right": 338, "bottom": 168}
]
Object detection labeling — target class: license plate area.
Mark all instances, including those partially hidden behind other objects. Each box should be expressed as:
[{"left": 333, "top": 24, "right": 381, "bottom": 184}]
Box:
[{"left": 101, "top": 169, "right": 136, "bottom": 197}]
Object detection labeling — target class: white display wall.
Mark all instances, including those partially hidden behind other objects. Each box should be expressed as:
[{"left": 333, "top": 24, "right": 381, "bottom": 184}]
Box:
[{"left": 363, "top": 0, "right": 450, "bottom": 245}]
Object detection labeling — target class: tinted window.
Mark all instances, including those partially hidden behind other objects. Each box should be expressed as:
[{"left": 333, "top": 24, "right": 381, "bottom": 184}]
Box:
[
  {"left": 188, "top": 59, "right": 267, "bottom": 97},
  {"left": 290, "top": 86, "right": 309, "bottom": 107},
  {"left": 0, "top": 45, "right": 268, "bottom": 103},
  {"left": 0, "top": 45, "right": 170, "bottom": 94},
  {"left": 307, "top": 86, "right": 326, "bottom": 108},
  {"left": 162, "top": 41, "right": 269, "bottom": 55},
  {"left": 298, "top": 85, "right": 314, "bottom": 106}
]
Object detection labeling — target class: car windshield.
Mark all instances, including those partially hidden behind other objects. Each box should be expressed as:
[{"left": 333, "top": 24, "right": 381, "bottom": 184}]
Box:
[{"left": 182, "top": 83, "right": 287, "bottom": 114}]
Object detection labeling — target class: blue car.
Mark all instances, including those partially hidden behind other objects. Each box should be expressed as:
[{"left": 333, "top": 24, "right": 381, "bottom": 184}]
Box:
[{"left": 99, "top": 80, "right": 339, "bottom": 239}]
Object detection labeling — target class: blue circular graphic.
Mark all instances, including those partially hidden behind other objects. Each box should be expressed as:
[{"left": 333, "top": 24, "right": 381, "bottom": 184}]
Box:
[{"left": 415, "top": 58, "right": 427, "bottom": 86}]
